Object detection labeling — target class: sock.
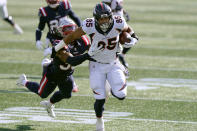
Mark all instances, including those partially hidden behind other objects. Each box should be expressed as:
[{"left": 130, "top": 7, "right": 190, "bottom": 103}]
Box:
[
  {"left": 50, "top": 91, "right": 64, "bottom": 104},
  {"left": 25, "top": 81, "right": 39, "bottom": 94}
]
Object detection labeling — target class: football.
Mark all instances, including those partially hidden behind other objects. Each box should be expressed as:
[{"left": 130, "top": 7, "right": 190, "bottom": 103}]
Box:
[{"left": 119, "top": 31, "right": 131, "bottom": 44}]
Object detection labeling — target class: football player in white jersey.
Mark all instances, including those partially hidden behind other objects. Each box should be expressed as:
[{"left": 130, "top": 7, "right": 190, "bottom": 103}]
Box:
[
  {"left": 102, "top": 0, "right": 132, "bottom": 71},
  {"left": 52, "top": 3, "right": 138, "bottom": 131},
  {"left": 0, "top": 0, "right": 23, "bottom": 34}
]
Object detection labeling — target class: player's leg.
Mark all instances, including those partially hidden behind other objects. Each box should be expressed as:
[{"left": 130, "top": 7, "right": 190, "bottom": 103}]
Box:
[
  {"left": 95, "top": 99, "right": 105, "bottom": 131},
  {"left": 0, "top": 2, "right": 13, "bottom": 26},
  {"left": 107, "top": 61, "right": 127, "bottom": 100},
  {"left": 17, "top": 73, "right": 56, "bottom": 98},
  {"left": 0, "top": 2, "right": 23, "bottom": 34},
  {"left": 17, "top": 74, "right": 41, "bottom": 94},
  {"left": 50, "top": 75, "right": 73, "bottom": 104},
  {"left": 41, "top": 76, "right": 73, "bottom": 118},
  {"left": 89, "top": 62, "right": 107, "bottom": 131},
  {"left": 39, "top": 76, "right": 57, "bottom": 118},
  {"left": 38, "top": 78, "right": 57, "bottom": 118}
]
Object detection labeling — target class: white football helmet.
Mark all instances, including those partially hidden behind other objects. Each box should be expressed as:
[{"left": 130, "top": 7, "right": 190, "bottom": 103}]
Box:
[
  {"left": 58, "top": 18, "right": 77, "bottom": 37},
  {"left": 46, "top": 0, "right": 60, "bottom": 8}
]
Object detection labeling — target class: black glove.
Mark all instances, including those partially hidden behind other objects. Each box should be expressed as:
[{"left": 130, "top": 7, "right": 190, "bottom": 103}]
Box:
[
  {"left": 51, "top": 47, "right": 56, "bottom": 58},
  {"left": 125, "top": 13, "right": 130, "bottom": 22}
]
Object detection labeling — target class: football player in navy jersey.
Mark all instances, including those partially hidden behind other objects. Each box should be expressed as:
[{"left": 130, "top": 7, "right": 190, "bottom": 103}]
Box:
[
  {"left": 17, "top": 18, "right": 99, "bottom": 118},
  {"left": 35, "top": 0, "right": 81, "bottom": 54},
  {"left": 50, "top": 17, "right": 90, "bottom": 92}
]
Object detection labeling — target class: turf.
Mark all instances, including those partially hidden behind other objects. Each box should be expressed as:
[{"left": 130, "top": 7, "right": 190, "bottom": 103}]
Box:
[{"left": 0, "top": 0, "right": 197, "bottom": 130}]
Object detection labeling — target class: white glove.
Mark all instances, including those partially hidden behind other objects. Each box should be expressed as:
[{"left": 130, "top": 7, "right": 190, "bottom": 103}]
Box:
[
  {"left": 43, "top": 47, "right": 52, "bottom": 57},
  {"left": 88, "top": 44, "right": 104, "bottom": 57},
  {"left": 36, "top": 40, "right": 44, "bottom": 50},
  {"left": 123, "top": 34, "right": 138, "bottom": 48},
  {"left": 41, "top": 58, "right": 51, "bottom": 67}
]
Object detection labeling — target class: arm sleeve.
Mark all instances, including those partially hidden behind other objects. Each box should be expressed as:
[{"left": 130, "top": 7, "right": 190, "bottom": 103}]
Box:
[
  {"left": 36, "top": 29, "right": 42, "bottom": 41},
  {"left": 36, "top": 13, "right": 46, "bottom": 41},
  {"left": 66, "top": 53, "right": 90, "bottom": 66},
  {"left": 68, "top": 10, "right": 81, "bottom": 27}
]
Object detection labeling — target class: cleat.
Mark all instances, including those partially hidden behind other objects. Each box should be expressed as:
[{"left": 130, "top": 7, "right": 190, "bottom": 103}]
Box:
[
  {"left": 96, "top": 117, "right": 105, "bottom": 131},
  {"left": 16, "top": 74, "right": 27, "bottom": 86},
  {"left": 14, "top": 24, "right": 23, "bottom": 34},
  {"left": 40, "top": 100, "right": 56, "bottom": 118}
]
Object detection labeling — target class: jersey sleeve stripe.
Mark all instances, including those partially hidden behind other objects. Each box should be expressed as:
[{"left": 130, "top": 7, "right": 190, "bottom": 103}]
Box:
[
  {"left": 63, "top": 0, "right": 70, "bottom": 9},
  {"left": 40, "top": 7, "right": 47, "bottom": 16},
  {"left": 67, "top": 0, "right": 70, "bottom": 9},
  {"left": 82, "top": 35, "right": 90, "bottom": 46}
]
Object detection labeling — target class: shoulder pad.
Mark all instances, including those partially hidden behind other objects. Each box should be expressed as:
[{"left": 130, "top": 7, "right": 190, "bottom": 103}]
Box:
[
  {"left": 82, "top": 18, "right": 95, "bottom": 34},
  {"left": 39, "top": 7, "right": 47, "bottom": 17},
  {"left": 61, "top": 0, "right": 72, "bottom": 10},
  {"left": 113, "top": 15, "right": 127, "bottom": 30}
]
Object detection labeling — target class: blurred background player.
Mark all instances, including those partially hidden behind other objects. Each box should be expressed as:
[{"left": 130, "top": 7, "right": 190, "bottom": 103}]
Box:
[
  {"left": 102, "top": 0, "right": 130, "bottom": 22},
  {"left": 102, "top": 0, "right": 132, "bottom": 69},
  {"left": 16, "top": 18, "right": 99, "bottom": 118},
  {"left": 35, "top": 0, "right": 81, "bottom": 57},
  {"left": 0, "top": 0, "right": 23, "bottom": 34}
]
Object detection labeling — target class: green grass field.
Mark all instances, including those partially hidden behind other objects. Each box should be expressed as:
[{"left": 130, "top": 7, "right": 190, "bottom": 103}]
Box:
[{"left": 0, "top": 0, "right": 197, "bottom": 130}]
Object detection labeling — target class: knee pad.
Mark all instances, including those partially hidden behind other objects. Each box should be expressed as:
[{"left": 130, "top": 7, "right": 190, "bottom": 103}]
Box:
[{"left": 94, "top": 99, "right": 105, "bottom": 117}]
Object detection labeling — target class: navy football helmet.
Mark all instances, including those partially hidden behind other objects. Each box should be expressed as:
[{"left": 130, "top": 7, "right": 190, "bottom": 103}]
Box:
[{"left": 93, "top": 3, "right": 113, "bottom": 33}]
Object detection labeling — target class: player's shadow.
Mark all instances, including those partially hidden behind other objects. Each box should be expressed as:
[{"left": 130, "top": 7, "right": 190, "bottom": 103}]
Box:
[{"left": 0, "top": 125, "right": 34, "bottom": 131}]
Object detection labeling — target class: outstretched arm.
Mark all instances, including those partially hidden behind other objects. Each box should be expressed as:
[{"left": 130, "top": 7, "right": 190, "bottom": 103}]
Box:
[
  {"left": 54, "top": 27, "right": 86, "bottom": 52},
  {"left": 55, "top": 50, "right": 89, "bottom": 66},
  {"left": 56, "top": 43, "right": 103, "bottom": 66}
]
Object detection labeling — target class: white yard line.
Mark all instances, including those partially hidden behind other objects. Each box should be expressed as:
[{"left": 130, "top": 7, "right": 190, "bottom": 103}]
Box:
[
  {"left": 117, "top": 118, "right": 197, "bottom": 125},
  {"left": 73, "top": 94, "right": 197, "bottom": 103},
  {"left": 137, "top": 45, "right": 197, "bottom": 51},
  {"left": 126, "top": 54, "right": 197, "bottom": 61}
]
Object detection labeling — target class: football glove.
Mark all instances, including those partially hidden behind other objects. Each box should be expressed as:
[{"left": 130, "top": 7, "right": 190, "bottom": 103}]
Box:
[
  {"left": 41, "top": 58, "right": 52, "bottom": 67},
  {"left": 124, "top": 12, "right": 130, "bottom": 22},
  {"left": 36, "top": 40, "right": 44, "bottom": 50},
  {"left": 123, "top": 33, "right": 138, "bottom": 48},
  {"left": 43, "top": 47, "right": 52, "bottom": 57}
]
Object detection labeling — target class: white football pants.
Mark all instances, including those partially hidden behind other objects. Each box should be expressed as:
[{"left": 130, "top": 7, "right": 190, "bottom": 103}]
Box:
[{"left": 89, "top": 59, "right": 127, "bottom": 99}]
